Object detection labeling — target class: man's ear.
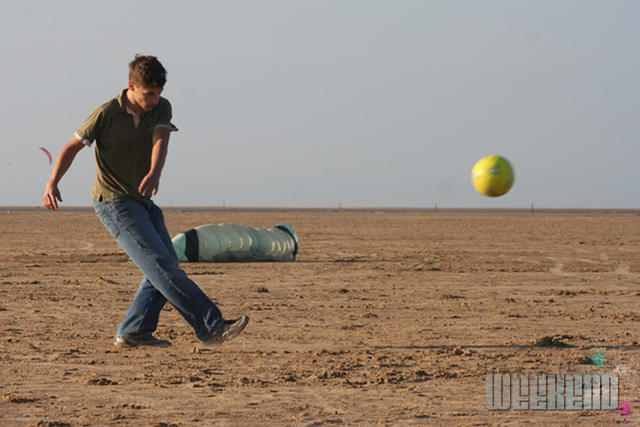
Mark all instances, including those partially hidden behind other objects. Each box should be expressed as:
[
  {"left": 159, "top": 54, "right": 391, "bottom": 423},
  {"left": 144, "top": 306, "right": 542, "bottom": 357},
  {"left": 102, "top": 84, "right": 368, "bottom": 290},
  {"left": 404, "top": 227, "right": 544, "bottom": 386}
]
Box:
[{"left": 128, "top": 81, "right": 135, "bottom": 91}]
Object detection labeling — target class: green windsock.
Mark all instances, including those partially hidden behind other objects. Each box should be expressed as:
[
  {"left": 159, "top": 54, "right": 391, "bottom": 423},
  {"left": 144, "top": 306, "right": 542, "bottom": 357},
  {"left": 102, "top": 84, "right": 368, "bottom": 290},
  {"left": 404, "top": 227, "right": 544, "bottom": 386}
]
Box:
[{"left": 172, "top": 223, "right": 298, "bottom": 262}]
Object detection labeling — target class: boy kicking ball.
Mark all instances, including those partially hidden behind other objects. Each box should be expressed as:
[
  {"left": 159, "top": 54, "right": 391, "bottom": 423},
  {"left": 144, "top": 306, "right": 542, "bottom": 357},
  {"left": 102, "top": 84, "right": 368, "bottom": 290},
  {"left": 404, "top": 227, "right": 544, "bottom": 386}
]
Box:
[{"left": 43, "top": 55, "right": 248, "bottom": 347}]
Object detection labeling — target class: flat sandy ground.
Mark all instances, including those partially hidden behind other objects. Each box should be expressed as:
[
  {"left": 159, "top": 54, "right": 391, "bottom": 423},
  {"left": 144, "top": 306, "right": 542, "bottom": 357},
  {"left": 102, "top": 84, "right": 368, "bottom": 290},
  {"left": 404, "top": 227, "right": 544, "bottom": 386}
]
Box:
[{"left": 1, "top": 207, "right": 639, "bottom": 426}]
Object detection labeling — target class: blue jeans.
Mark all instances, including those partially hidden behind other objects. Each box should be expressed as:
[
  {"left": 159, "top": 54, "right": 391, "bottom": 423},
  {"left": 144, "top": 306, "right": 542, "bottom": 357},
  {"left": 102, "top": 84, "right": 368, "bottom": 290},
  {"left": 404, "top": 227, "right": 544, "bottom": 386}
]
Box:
[{"left": 93, "top": 198, "right": 223, "bottom": 340}]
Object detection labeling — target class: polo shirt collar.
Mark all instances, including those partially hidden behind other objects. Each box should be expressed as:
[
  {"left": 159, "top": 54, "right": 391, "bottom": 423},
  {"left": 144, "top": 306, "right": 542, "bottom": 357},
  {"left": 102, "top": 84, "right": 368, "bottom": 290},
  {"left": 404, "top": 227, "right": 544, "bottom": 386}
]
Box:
[
  {"left": 116, "top": 89, "right": 160, "bottom": 118},
  {"left": 116, "top": 89, "right": 129, "bottom": 112}
]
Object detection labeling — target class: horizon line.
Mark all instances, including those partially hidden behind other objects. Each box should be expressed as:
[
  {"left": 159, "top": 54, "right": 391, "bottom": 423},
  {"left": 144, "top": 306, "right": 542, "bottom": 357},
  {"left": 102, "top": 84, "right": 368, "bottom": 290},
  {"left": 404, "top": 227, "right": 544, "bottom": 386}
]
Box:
[{"left": 2, "top": 206, "right": 640, "bottom": 214}]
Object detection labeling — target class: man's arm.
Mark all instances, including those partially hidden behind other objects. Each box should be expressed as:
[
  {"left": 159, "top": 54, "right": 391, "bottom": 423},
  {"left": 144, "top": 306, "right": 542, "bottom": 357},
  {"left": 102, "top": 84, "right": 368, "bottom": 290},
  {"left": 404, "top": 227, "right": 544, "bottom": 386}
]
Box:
[
  {"left": 138, "top": 126, "right": 171, "bottom": 198},
  {"left": 43, "top": 137, "right": 86, "bottom": 211}
]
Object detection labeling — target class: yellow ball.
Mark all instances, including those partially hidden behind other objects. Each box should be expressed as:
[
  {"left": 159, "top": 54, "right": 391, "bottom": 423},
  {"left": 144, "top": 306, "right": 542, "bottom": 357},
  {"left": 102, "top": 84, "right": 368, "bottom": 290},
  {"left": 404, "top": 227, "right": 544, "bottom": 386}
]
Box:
[{"left": 471, "top": 155, "right": 514, "bottom": 197}]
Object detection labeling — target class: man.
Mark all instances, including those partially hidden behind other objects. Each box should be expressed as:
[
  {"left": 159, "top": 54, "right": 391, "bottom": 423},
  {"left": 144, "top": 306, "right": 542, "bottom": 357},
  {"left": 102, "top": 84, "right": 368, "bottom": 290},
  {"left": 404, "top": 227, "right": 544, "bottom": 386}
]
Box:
[{"left": 43, "top": 55, "right": 248, "bottom": 347}]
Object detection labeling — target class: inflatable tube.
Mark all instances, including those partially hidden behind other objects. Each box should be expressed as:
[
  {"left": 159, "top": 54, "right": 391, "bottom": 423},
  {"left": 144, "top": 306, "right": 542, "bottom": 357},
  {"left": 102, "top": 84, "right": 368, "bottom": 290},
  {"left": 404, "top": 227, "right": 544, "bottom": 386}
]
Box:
[{"left": 172, "top": 223, "right": 299, "bottom": 262}]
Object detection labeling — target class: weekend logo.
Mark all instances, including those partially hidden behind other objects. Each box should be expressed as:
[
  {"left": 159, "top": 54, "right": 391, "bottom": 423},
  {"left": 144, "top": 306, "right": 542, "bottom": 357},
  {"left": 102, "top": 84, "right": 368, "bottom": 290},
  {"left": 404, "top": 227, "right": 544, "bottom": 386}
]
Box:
[{"left": 485, "top": 373, "right": 618, "bottom": 410}]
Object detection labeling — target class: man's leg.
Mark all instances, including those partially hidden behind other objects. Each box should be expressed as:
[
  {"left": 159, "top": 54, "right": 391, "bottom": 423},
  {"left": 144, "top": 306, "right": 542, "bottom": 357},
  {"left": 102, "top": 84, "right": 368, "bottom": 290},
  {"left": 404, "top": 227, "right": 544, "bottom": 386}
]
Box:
[
  {"left": 117, "top": 278, "right": 166, "bottom": 337},
  {"left": 117, "top": 202, "right": 177, "bottom": 336},
  {"left": 93, "top": 199, "right": 223, "bottom": 340}
]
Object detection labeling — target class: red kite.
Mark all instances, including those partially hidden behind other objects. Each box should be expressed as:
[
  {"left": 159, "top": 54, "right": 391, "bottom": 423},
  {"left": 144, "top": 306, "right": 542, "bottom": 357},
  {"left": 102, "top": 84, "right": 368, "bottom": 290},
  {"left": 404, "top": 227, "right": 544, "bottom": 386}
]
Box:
[{"left": 39, "top": 147, "right": 52, "bottom": 165}]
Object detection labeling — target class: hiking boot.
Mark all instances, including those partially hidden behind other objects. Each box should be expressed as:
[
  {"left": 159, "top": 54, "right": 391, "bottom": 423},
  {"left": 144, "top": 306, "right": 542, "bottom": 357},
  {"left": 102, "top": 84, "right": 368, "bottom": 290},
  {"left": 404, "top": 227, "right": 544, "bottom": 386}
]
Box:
[
  {"left": 201, "top": 316, "right": 249, "bottom": 345},
  {"left": 114, "top": 334, "right": 171, "bottom": 347}
]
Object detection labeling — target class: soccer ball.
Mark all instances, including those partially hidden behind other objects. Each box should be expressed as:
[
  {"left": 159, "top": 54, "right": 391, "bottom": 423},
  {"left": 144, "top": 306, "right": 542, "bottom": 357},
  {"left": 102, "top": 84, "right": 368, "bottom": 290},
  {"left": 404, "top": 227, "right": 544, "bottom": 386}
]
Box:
[{"left": 471, "top": 155, "right": 514, "bottom": 197}]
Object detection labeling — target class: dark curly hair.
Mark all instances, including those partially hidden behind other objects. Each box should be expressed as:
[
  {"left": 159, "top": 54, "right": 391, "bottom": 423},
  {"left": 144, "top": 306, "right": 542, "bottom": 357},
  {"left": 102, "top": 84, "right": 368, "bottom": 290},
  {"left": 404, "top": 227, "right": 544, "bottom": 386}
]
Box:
[{"left": 129, "top": 55, "right": 167, "bottom": 88}]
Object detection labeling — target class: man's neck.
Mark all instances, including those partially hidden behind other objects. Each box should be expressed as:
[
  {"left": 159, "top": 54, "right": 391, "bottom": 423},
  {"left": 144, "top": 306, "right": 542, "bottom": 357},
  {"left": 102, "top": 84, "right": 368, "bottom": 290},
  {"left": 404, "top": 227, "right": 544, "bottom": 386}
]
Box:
[{"left": 125, "top": 89, "right": 144, "bottom": 116}]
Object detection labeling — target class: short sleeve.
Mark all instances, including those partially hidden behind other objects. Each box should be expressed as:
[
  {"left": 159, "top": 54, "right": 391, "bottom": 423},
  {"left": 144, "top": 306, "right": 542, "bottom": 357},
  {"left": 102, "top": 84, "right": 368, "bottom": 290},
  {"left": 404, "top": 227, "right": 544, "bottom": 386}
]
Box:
[
  {"left": 75, "top": 105, "right": 106, "bottom": 147},
  {"left": 156, "top": 99, "right": 172, "bottom": 127}
]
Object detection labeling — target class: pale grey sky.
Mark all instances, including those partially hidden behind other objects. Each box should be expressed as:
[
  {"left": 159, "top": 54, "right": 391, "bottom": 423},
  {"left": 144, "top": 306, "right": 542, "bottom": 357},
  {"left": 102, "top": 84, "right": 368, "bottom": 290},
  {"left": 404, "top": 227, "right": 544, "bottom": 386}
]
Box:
[{"left": 1, "top": 1, "right": 638, "bottom": 208}]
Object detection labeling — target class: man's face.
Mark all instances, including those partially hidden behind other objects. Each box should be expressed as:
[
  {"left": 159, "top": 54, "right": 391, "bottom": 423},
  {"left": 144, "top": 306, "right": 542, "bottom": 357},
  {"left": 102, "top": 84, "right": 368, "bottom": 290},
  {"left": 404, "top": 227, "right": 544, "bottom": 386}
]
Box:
[{"left": 128, "top": 83, "right": 163, "bottom": 111}]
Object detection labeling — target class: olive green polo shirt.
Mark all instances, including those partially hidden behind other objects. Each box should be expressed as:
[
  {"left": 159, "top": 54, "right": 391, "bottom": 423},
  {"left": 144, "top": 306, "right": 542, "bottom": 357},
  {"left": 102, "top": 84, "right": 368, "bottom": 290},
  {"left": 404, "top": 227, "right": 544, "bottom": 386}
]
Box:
[{"left": 75, "top": 89, "right": 173, "bottom": 204}]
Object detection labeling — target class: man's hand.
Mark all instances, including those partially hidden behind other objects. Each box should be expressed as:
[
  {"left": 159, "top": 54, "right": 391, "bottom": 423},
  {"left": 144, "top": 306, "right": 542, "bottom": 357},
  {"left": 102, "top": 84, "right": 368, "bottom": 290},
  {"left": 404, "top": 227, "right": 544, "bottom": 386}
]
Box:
[
  {"left": 138, "top": 172, "right": 161, "bottom": 198},
  {"left": 43, "top": 181, "right": 63, "bottom": 211}
]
